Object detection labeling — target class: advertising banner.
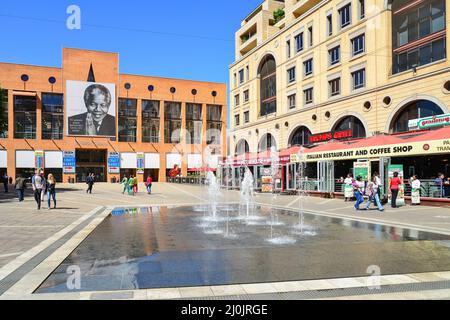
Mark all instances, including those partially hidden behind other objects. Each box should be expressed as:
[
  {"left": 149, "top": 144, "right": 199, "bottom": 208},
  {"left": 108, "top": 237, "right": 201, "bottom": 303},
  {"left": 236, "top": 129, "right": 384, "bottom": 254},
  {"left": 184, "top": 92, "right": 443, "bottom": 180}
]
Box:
[
  {"left": 35, "top": 150, "right": 44, "bottom": 169},
  {"left": 137, "top": 152, "right": 145, "bottom": 174},
  {"left": 108, "top": 152, "right": 120, "bottom": 174},
  {"left": 388, "top": 164, "right": 405, "bottom": 207},
  {"left": 63, "top": 151, "right": 76, "bottom": 174},
  {"left": 66, "top": 80, "right": 116, "bottom": 137},
  {"left": 353, "top": 162, "right": 371, "bottom": 181},
  {"left": 409, "top": 113, "right": 450, "bottom": 130}
]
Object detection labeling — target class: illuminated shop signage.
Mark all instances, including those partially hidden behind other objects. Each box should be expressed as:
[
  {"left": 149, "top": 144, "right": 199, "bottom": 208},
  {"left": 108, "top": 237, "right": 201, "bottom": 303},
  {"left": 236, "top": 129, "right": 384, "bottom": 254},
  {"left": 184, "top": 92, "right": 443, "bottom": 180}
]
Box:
[
  {"left": 308, "top": 130, "right": 353, "bottom": 144},
  {"left": 408, "top": 114, "right": 450, "bottom": 130}
]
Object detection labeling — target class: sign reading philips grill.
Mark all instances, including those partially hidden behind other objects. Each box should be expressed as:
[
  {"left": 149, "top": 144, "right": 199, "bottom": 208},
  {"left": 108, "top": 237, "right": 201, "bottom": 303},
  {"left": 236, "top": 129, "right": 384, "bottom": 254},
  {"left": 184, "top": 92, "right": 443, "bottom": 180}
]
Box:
[
  {"left": 409, "top": 113, "right": 450, "bottom": 130},
  {"left": 308, "top": 130, "right": 353, "bottom": 144}
]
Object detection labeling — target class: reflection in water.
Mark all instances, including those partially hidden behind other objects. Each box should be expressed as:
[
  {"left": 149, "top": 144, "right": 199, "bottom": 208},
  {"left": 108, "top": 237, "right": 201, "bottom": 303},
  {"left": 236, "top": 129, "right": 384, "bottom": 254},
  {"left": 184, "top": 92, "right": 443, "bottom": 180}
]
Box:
[{"left": 36, "top": 204, "right": 450, "bottom": 293}]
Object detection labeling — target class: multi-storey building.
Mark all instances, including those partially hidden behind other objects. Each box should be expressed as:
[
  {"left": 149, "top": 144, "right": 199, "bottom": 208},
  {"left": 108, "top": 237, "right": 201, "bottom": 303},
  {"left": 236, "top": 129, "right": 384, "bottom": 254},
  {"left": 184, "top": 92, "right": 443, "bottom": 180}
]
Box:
[
  {"left": 227, "top": 0, "right": 450, "bottom": 196},
  {"left": 0, "top": 48, "right": 227, "bottom": 183}
]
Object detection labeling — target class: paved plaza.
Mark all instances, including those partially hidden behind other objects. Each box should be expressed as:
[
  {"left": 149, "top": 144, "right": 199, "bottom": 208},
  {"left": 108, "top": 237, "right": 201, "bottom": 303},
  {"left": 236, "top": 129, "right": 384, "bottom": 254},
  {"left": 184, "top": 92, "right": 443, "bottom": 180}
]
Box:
[{"left": 1, "top": 182, "right": 450, "bottom": 300}]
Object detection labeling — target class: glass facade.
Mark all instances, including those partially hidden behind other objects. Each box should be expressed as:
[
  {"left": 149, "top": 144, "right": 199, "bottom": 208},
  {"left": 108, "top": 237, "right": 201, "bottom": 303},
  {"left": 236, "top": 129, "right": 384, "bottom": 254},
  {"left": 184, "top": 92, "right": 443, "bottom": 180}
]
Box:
[
  {"left": 333, "top": 116, "right": 366, "bottom": 139},
  {"left": 14, "top": 95, "right": 36, "bottom": 139},
  {"left": 392, "top": 0, "right": 446, "bottom": 74},
  {"left": 290, "top": 126, "right": 312, "bottom": 146},
  {"left": 118, "top": 98, "right": 137, "bottom": 142},
  {"left": 42, "top": 93, "right": 64, "bottom": 140},
  {"left": 390, "top": 99, "right": 444, "bottom": 133},
  {"left": 164, "top": 102, "right": 182, "bottom": 144},
  {"left": 206, "top": 104, "right": 222, "bottom": 145},
  {"left": 186, "top": 103, "right": 202, "bottom": 144},
  {"left": 0, "top": 89, "right": 7, "bottom": 138},
  {"left": 259, "top": 55, "right": 277, "bottom": 117},
  {"left": 142, "top": 100, "right": 160, "bottom": 143}
]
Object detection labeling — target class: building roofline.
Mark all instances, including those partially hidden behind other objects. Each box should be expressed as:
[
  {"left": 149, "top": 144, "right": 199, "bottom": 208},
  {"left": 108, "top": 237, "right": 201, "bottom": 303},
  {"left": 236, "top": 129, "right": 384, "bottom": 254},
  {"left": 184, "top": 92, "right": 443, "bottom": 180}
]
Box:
[
  {"left": 120, "top": 73, "right": 227, "bottom": 86},
  {"left": 0, "top": 61, "right": 61, "bottom": 70}
]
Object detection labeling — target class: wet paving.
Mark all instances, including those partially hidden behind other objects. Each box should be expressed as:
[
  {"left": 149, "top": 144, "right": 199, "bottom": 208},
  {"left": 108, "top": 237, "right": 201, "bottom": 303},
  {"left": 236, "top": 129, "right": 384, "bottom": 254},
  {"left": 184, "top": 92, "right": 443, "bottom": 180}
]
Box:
[{"left": 36, "top": 204, "right": 450, "bottom": 293}]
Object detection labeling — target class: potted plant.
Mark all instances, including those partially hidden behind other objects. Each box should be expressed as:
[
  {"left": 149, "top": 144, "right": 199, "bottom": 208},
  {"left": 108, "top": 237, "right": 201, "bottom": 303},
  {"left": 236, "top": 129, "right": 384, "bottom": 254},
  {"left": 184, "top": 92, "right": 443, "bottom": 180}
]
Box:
[{"left": 273, "top": 8, "right": 285, "bottom": 23}]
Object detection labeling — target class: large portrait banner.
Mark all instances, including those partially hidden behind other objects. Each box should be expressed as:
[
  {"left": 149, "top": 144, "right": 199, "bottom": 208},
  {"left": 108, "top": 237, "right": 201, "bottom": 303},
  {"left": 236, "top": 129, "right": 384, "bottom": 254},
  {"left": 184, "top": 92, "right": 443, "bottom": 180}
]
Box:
[{"left": 67, "top": 80, "right": 116, "bottom": 137}]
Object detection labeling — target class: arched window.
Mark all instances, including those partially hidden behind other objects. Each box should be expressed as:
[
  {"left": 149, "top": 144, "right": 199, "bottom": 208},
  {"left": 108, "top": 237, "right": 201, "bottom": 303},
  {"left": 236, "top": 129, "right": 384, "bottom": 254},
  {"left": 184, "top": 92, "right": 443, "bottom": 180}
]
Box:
[
  {"left": 333, "top": 116, "right": 366, "bottom": 139},
  {"left": 289, "top": 126, "right": 312, "bottom": 146},
  {"left": 258, "top": 55, "right": 277, "bottom": 117},
  {"left": 235, "top": 139, "right": 250, "bottom": 156},
  {"left": 258, "top": 133, "right": 277, "bottom": 152},
  {"left": 390, "top": 99, "right": 444, "bottom": 133}
]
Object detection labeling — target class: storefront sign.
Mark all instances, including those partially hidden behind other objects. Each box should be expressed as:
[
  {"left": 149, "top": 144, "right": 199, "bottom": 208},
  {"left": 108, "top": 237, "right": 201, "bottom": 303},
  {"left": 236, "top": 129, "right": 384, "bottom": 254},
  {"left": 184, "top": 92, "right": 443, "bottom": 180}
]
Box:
[
  {"left": 63, "top": 151, "right": 76, "bottom": 174},
  {"left": 353, "top": 162, "right": 370, "bottom": 181},
  {"left": 388, "top": 165, "right": 405, "bottom": 207},
  {"left": 108, "top": 152, "right": 120, "bottom": 174},
  {"left": 35, "top": 150, "right": 44, "bottom": 169},
  {"left": 409, "top": 113, "right": 450, "bottom": 130},
  {"left": 137, "top": 152, "right": 145, "bottom": 174},
  {"left": 308, "top": 130, "right": 353, "bottom": 144},
  {"left": 229, "top": 155, "right": 291, "bottom": 167}
]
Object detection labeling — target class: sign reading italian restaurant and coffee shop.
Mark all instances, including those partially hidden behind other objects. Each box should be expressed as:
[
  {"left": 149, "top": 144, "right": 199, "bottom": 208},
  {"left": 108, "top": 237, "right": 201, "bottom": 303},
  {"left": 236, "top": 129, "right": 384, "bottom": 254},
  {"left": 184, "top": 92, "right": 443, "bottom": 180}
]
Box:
[
  {"left": 409, "top": 113, "right": 450, "bottom": 130},
  {"left": 308, "top": 130, "right": 353, "bottom": 144}
]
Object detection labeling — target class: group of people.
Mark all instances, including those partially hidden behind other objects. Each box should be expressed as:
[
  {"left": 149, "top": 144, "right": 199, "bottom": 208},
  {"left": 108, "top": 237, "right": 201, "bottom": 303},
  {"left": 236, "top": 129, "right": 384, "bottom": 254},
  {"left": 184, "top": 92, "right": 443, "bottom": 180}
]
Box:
[
  {"left": 121, "top": 175, "right": 152, "bottom": 195},
  {"left": 343, "top": 172, "right": 422, "bottom": 212},
  {"left": 16, "top": 169, "right": 58, "bottom": 210},
  {"left": 435, "top": 173, "right": 450, "bottom": 198}
]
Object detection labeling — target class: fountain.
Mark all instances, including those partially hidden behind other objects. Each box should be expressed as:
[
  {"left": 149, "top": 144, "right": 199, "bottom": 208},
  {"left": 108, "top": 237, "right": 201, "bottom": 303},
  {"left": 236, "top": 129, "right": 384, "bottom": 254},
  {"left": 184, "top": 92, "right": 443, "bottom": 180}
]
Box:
[{"left": 240, "top": 167, "right": 254, "bottom": 218}]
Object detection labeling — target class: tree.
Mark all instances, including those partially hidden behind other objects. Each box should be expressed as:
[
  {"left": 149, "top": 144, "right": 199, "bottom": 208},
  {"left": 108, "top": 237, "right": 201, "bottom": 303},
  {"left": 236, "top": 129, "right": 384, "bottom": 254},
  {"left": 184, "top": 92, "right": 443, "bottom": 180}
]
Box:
[
  {"left": 273, "top": 8, "right": 285, "bottom": 23},
  {"left": 0, "top": 87, "right": 7, "bottom": 138}
]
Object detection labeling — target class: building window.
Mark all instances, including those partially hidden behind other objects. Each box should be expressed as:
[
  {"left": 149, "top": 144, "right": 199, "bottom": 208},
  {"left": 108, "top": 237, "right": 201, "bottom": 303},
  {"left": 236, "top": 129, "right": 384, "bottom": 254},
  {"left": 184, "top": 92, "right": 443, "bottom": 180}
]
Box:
[
  {"left": 289, "top": 126, "right": 312, "bottom": 146},
  {"left": 259, "top": 55, "right": 277, "bottom": 117},
  {"left": 118, "top": 98, "right": 137, "bottom": 142},
  {"left": 0, "top": 89, "right": 8, "bottom": 138},
  {"left": 286, "top": 39, "right": 291, "bottom": 58},
  {"left": 235, "top": 139, "right": 250, "bottom": 156},
  {"left": 390, "top": 99, "right": 444, "bottom": 133},
  {"left": 246, "top": 66, "right": 250, "bottom": 81},
  {"left": 164, "top": 102, "right": 182, "bottom": 144},
  {"left": 288, "top": 94, "right": 296, "bottom": 109},
  {"left": 142, "top": 100, "right": 160, "bottom": 143},
  {"left": 352, "top": 68, "right": 366, "bottom": 90},
  {"left": 234, "top": 94, "right": 240, "bottom": 107},
  {"left": 329, "top": 78, "right": 341, "bottom": 97},
  {"left": 243, "top": 90, "right": 249, "bottom": 103},
  {"left": 304, "top": 58, "right": 313, "bottom": 76},
  {"left": 295, "top": 32, "right": 304, "bottom": 53},
  {"left": 351, "top": 34, "right": 365, "bottom": 56},
  {"left": 244, "top": 111, "right": 249, "bottom": 123},
  {"left": 339, "top": 3, "right": 352, "bottom": 28},
  {"left": 186, "top": 103, "right": 202, "bottom": 144},
  {"left": 304, "top": 88, "right": 313, "bottom": 105},
  {"left": 392, "top": 0, "right": 446, "bottom": 74},
  {"left": 42, "top": 93, "right": 63, "bottom": 140},
  {"left": 239, "top": 69, "right": 245, "bottom": 84},
  {"left": 206, "top": 105, "right": 222, "bottom": 145},
  {"left": 333, "top": 116, "right": 366, "bottom": 138},
  {"left": 258, "top": 133, "right": 276, "bottom": 152},
  {"left": 329, "top": 46, "right": 341, "bottom": 65},
  {"left": 308, "top": 26, "right": 313, "bottom": 46},
  {"left": 234, "top": 73, "right": 237, "bottom": 87},
  {"left": 358, "top": 0, "right": 365, "bottom": 19},
  {"left": 287, "top": 67, "right": 296, "bottom": 83},
  {"left": 327, "top": 14, "right": 333, "bottom": 36},
  {"left": 234, "top": 114, "right": 240, "bottom": 126},
  {"left": 14, "top": 95, "right": 36, "bottom": 139}
]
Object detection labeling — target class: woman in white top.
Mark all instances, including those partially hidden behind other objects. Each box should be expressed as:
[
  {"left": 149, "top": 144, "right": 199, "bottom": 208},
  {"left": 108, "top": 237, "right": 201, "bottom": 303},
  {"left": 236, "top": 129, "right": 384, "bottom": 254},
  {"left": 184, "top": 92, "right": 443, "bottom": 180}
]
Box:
[
  {"left": 410, "top": 175, "right": 421, "bottom": 205},
  {"left": 344, "top": 173, "right": 354, "bottom": 202}
]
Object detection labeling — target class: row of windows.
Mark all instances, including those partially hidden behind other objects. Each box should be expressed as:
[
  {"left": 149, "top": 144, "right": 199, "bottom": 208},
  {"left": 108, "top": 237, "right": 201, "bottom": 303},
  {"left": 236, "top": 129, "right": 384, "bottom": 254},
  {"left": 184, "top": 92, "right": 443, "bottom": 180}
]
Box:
[
  {"left": 233, "top": 65, "right": 250, "bottom": 88},
  {"left": 234, "top": 89, "right": 250, "bottom": 107},
  {"left": 234, "top": 111, "right": 250, "bottom": 127},
  {"left": 3, "top": 93, "right": 222, "bottom": 145}
]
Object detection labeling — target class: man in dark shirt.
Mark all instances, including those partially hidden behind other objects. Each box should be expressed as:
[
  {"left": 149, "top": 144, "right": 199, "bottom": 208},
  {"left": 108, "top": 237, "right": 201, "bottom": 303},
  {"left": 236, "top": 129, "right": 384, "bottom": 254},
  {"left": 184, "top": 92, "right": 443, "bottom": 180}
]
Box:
[{"left": 68, "top": 84, "right": 115, "bottom": 136}]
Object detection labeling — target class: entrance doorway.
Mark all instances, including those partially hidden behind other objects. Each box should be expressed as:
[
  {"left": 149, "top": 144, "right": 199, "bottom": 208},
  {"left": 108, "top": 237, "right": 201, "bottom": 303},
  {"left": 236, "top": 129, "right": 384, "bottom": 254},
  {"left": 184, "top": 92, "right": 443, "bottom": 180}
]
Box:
[
  {"left": 76, "top": 149, "right": 107, "bottom": 183},
  {"left": 120, "top": 169, "right": 136, "bottom": 182},
  {"left": 144, "top": 169, "right": 159, "bottom": 182}
]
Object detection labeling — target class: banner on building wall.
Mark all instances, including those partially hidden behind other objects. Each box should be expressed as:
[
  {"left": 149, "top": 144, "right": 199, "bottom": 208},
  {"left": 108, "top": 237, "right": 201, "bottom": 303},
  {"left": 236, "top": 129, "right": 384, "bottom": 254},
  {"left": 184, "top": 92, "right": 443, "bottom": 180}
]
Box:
[
  {"left": 66, "top": 80, "right": 116, "bottom": 137},
  {"left": 108, "top": 152, "right": 120, "bottom": 174},
  {"left": 388, "top": 164, "right": 405, "bottom": 207},
  {"left": 35, "top": 151, "right": 44, "bottom": 169},
  {"left": 409, "top": 113, "right": 450, "bottom": 130},
  {"left": 63, "top": 151, "right": 76, "bottom": 174},
  {"left": 353, "top": 162, "right": 371, "bottom": 181},
  {"left": 137, "top": 153, "right": 145, "bottom": 174}
]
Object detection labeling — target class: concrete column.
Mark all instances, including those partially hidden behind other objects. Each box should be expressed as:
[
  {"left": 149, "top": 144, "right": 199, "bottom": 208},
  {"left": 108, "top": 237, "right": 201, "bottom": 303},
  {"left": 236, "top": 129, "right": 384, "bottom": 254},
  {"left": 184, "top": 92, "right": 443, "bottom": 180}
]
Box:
[
  {"left": 180, "top": 102, "right": 188, "bottom": 177},
  {"left": 159, "top": 100, "right": 166, "bottom": 182},
  {"left": 7, "top": 90, "right": 15, "bottom": 179}
]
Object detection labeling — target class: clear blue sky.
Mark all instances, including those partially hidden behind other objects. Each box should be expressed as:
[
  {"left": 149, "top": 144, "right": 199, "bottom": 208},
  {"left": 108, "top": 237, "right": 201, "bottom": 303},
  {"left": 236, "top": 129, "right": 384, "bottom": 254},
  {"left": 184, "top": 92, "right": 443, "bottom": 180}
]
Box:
[{"left": 0, "top": 0, "right": 262, "bottom": 126}]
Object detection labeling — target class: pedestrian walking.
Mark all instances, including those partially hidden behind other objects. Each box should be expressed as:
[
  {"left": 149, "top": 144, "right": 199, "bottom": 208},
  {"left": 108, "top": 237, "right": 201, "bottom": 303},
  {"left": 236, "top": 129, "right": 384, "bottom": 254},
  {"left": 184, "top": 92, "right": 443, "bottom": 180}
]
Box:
[
  {"left": 133, "top": 176, "right": 138, "bottom": 194},
  {"left": 365, "top": 175, "right": 384, "bottom": 212},
  {"left": 343, "top": 173, "right": 354, "bottom": 202},
  {"left": 46, "top": 173, "right": 57, "bottom": 209},
  {"left": 435, "top": 173, "right": 445, "bottom": 197},
  {"left": 121, "top": 175, "right": 128, "bottom": 194},
  {"left": 128, "top": 175, "right": 135, "bottom": 195},
  {"left": 2, "top": 172, "right": 8, "bottom": 193},
  {"left": 146, "top": 175, "right": 153, "bottom": 194},
  {"left": 86, "top": 173, "right": 95, "bottom": 194},
  {"left": 410, "top": 175, "right": 421, "bottom": 205},
  {"left": 40, "top": 169, "right": 46, "bottom": 203},
  {"left": 389, "top": 171, "right": 402, "bottom": 208},
  {"left": 444, "top": 177, "right": 450, "bottom": 198},
  {"left": 14, "top": 174, "right": 26, "bottom": 202},
  {"left": 32, "top": 169, "right": 45, "bottom": 210},
  {"left": 353, "top": 176, "right": 365, "bottom": 211}
]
